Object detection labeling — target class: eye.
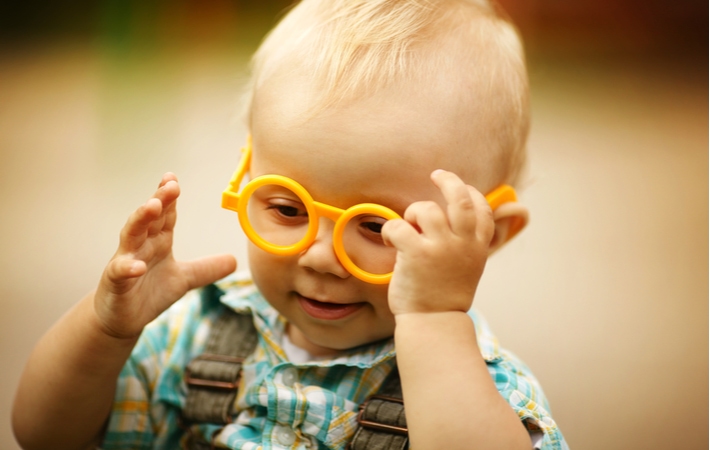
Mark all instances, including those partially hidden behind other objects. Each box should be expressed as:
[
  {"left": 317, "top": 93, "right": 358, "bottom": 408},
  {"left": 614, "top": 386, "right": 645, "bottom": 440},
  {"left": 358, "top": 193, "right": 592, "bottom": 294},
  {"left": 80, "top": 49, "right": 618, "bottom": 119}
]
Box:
[
  {"left": 356, "top": 216, "right": 387, "bottom": 244},
  {"left": 266, "top": 201, "right": 308, "bottom": 221},
  {"left": 269, "top": 204, "right": 302, "bottom": 218},
  {"left": 361, "top": 221, "right": 383, "bottom": 234}
]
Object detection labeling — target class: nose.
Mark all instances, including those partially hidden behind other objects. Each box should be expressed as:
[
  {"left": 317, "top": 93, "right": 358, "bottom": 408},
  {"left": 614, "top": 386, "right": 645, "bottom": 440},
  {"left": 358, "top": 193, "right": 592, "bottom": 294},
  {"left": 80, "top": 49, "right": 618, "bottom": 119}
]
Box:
[{"left": 297, "top": 217, "right": 350, "bottom": 279}]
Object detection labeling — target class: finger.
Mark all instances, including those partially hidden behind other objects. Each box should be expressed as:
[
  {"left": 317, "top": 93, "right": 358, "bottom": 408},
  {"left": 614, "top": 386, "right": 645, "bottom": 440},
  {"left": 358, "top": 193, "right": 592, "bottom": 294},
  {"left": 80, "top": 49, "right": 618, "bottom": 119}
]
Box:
[
  {"left": 147, "top": 179, "right": 180, "bottom": 236},
  {"left": 119, "top": 198, "right": 163, "bottom": 252},
  {"left": 161, "top": 179, "right": 180, "bottom": 231},
  {"left": 154, "top": 178, "right": 180, "bottom": 205},
  {"left": 431, "top": 169, "right": 478, "bottom": 237},
  {"left": 181, "top": 254, "right": 237, "bottom": 290},
  {"left": 382, "top": 218, "right": 422, "bottom": 252},
  {"left": 466, "top": 185, "right": 495, "bottom": 243},
  {"left": 158, "top": 172, "right": 178, "bottom": 188},
  {"left": 105, "top": 256, "right": 147, "bottom": 285},
  {"left": 402, "top": 201, "right": 448, "bottom": 239}
]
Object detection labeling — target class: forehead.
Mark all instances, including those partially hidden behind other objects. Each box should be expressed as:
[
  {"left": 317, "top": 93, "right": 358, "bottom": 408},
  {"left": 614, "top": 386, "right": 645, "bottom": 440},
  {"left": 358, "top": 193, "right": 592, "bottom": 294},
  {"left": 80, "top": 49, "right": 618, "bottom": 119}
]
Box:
[
  {"left": 249, "top": 136, "right": 443, "bottom": 214},
  {"left": 249, "top": 73, "right": 491, "bottom": 211}
]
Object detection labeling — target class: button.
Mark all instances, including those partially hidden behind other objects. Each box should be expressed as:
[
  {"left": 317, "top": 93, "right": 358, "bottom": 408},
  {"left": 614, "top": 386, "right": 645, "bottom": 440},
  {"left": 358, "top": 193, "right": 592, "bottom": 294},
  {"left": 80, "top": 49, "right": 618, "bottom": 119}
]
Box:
[
  {"left": 275, "top": 425, "right": 296, "bottom": 446},
  {"left": 282, "top": 367, "right": 298, "bottom": 387},
  {"left": 277, "top": 410, "right": 290, "bottom": 422}
]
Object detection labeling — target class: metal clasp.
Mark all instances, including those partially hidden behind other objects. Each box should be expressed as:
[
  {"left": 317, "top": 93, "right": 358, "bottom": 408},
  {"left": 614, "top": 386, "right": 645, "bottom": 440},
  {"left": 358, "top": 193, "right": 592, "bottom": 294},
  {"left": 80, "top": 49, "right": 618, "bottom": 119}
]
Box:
[
  {"left": 356, "top": 395, "right": 408, "bottom": 436},
  {"left": 184, "top": 353, "right": 244, "bottom": 390}
]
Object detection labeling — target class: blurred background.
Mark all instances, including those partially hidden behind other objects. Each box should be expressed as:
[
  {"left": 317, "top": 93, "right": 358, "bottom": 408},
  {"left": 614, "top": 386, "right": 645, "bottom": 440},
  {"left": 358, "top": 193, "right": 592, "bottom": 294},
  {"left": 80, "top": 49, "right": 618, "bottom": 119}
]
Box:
[{"left": 0, "top": 1, "right": 706, "bottom": 449}]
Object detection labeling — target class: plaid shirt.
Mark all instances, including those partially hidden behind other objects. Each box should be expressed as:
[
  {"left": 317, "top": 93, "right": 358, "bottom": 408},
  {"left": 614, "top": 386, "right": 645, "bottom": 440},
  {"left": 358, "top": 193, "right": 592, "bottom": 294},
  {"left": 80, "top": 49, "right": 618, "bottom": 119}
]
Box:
[{"left": 101, "top": 272, "right": 567, "bottom": 449}]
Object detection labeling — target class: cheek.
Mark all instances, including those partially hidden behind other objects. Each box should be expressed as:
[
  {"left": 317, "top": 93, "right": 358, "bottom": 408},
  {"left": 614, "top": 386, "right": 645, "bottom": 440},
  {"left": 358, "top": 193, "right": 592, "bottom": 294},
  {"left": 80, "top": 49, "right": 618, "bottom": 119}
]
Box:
[
  {"left": 247, "top": 244, "right": 292, "bottom": 289},
  {"left": 366, "top": 284, "right": 395, "bottom": 318},
  {"left": 247, "top": 244, "right": 269, "bottom": 273},
  {"left": 367, "top": 293, "right": 397, "bottom": 343}
]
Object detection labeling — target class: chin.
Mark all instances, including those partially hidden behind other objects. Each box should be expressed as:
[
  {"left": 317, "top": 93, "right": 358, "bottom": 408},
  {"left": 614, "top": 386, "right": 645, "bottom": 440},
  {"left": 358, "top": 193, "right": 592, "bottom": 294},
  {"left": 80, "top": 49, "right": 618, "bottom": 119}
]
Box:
[
  {"left": 304, "top": 331, "right": 391, "bottom": 355},
  {"left": 312, "top": 331, "right": 393, "bottom": 353}
]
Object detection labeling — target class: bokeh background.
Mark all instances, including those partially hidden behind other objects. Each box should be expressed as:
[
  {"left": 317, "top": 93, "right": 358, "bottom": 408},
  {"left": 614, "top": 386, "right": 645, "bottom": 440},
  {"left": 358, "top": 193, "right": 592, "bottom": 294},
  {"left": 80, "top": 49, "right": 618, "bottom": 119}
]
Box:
[{"left": 1, "top": 1, "right": 707, "bottom": 448}]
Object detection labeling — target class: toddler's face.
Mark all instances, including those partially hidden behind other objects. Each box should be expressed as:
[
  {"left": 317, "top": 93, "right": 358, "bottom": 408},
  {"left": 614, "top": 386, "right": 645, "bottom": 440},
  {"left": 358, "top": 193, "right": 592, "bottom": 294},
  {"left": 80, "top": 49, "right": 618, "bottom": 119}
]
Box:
[{"left": 247, "top": 74, "right": 486, "bottom": 356}]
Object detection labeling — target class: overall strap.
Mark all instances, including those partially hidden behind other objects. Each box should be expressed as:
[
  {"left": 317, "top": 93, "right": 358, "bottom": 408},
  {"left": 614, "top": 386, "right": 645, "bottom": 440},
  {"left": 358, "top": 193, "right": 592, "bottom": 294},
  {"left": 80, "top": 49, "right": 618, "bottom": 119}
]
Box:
[
  {"left": 182, "top": 307, "right": 258, "bottom": 425},
  {"left": 349, "top": 366, "right": 409, "bottom": 450},
  {"left": 181, "top": 289, "right": 407, "bottom": 449}
]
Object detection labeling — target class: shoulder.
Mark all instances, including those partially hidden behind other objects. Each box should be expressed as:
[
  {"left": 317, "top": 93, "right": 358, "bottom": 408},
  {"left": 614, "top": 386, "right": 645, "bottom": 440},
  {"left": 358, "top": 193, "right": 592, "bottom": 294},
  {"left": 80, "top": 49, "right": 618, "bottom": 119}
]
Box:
[
  {"left": 145, "top": 271, "right": 260, "bottom": 354},
  {"left": 106, "top": 273, "right": 264, "bottom": 448},
  {"left": 122, "top": 271, "right": 258, "bottom": 383},
  {"left": 467, "top": 308, "right": 549, "bottom": 407},
  {"left": 467, "top": 308, "right": 568, "bottom": 450}
]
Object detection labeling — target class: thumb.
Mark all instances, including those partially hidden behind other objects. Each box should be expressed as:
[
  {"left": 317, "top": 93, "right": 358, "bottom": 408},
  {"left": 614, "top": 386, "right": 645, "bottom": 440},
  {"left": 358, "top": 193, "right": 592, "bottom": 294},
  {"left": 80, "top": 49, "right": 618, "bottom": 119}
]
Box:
[{"left": 181, "top": 254, "right": 237, "bottom": 290}]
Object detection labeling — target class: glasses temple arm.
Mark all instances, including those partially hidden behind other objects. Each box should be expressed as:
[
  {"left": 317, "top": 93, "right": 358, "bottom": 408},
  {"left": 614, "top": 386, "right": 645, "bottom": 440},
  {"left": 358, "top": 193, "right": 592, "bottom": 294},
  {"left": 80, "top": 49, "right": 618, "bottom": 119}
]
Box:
[{"left": 227, "top": 141, "right": 252, "bottom": 193}]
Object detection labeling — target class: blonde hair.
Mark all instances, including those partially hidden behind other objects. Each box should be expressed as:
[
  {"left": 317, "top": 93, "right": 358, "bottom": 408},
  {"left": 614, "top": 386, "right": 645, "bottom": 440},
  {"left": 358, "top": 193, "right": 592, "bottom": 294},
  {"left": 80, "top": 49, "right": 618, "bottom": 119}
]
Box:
[{"left": 244, "top": 0, "right": 529, "bottom": 187}]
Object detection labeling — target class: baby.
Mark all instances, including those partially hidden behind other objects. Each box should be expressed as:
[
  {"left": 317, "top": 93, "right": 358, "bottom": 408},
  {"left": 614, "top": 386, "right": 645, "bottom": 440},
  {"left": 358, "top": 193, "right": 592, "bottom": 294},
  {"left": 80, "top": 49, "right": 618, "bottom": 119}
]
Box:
[{"left": 13, "top": 1, "right": 567, "bottom": 449}]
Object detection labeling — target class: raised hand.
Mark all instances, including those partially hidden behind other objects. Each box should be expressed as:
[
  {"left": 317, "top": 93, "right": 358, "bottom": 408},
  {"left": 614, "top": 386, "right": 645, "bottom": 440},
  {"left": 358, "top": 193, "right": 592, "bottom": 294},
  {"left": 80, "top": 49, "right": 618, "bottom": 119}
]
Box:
[
  {"left": 94, "top": 173, "right": 237, "bottom": 339},
  {"left": 382, "top": 169, "right": 494, "bottom": 316}
]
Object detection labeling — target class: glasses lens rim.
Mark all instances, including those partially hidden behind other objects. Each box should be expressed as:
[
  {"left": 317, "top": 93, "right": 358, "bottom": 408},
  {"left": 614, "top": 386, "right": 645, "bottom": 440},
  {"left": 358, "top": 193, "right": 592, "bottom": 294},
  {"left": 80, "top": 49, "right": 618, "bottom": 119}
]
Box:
[
  {"left": 237, "top": 175, "right": 318, "bottom": 256},
  {"left": 333, "top": 203, "right": 400, "bottom": 284}
]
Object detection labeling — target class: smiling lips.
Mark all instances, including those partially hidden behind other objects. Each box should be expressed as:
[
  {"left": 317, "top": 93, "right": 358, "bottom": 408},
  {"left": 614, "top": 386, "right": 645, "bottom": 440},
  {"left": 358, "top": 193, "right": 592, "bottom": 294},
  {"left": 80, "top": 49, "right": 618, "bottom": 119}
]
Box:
[{"left": 297, "top": 294, "right": 365, "bottom": 320}]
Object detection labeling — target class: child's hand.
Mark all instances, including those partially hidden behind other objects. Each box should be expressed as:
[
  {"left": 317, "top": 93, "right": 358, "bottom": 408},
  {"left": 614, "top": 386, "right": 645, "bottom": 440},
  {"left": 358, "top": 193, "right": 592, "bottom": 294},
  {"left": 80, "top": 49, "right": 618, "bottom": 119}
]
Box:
[
  {"left": 93, "top": 174, "right": 237, "bottom": 339},
  {"left": 382, "top": 170, "right": 494, "bottom": 316}
]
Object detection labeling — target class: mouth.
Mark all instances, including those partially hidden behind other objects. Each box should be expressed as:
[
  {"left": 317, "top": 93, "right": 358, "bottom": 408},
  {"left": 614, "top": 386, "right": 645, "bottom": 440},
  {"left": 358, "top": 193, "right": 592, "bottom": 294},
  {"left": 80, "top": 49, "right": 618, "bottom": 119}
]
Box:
[{"left": 296, "top": 294, "right": 365, "bottom": 321}]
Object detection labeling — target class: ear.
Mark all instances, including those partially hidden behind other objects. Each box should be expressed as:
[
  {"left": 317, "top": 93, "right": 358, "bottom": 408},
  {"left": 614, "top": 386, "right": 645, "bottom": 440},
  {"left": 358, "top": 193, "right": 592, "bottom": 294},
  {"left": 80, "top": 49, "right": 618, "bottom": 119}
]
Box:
[{"left": 488, "top": 202, "right": 529, "bottom": 255}]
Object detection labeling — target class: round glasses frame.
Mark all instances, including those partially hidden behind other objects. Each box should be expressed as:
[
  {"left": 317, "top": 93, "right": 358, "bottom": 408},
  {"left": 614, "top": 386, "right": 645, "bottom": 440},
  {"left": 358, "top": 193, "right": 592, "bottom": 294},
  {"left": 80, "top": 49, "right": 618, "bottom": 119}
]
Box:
[{"left": 222, "top": 138, "right": 519, "bottom": 284}]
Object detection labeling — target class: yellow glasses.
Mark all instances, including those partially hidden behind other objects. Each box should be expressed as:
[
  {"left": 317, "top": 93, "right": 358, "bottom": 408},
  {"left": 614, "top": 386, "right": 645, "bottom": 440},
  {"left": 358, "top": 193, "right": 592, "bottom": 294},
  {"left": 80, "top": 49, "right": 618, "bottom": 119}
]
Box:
[{"left": 222, "top": 139, "right": 518, "bottom": 284}]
